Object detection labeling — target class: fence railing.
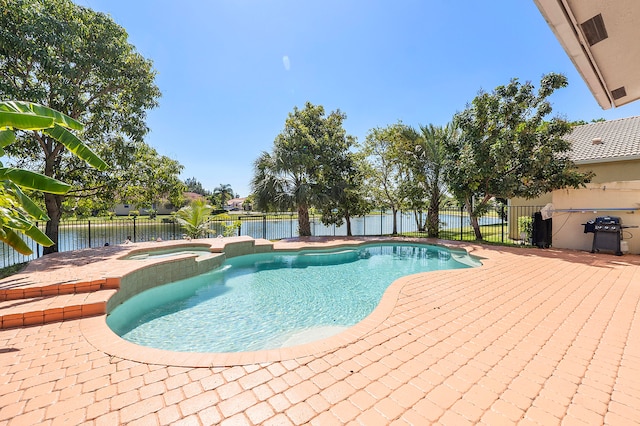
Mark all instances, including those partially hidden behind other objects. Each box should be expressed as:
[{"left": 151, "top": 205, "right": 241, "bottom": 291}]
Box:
[{"left": 1, "top": 205, "right": 544, "bottom": 269}]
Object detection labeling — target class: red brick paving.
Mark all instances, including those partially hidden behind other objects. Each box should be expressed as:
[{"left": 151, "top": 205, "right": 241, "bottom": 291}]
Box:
[{"left": 1, "top": 237, "right": 640, "bottom": 424}]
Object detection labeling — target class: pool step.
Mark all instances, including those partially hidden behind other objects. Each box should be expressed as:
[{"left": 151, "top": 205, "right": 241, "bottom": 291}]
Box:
[
  {"left": 0, "top": 277, "right": 120, "bottom": 302},
  {"left": 0, "top": 289, "right": 117, "bottom": 329}
]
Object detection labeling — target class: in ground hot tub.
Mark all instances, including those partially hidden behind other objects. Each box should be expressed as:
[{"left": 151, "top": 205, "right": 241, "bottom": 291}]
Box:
[{"left": 123, "top": 245, "right": 213, "bottom": 260}]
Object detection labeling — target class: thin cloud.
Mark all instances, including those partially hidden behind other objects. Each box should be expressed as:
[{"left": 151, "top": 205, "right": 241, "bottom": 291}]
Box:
[{"left": 282, "top": 55, "right": 291, "bottom": 71}]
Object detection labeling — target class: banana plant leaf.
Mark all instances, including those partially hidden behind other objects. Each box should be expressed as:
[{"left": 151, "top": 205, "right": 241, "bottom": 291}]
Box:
[
  {"left": 0, "top": 227, "right": 35, "bottom": 255},
  {"left": 0, "top": 100, "right": 82, "bottom": 131},
  {"left": 44, "top": 125, "right": 109, "bottom": 171},
  {"left": 0, "top": 129, "right": 16, "bottom": 148},
  {"left": 0, "top": 206, "right": 35, "bottom": 232},
  {"left": 0, "top": 100, "right": 111, "bottom": 255},
  {"left": 0, "top": 206, "right": 54, "bottom": 247},
  {"left": 0, "top": 110, "right": 55, "bottom": 131},
  {"left": 0, "top": 167, "right": 71, "bottom": 194},
  {"left": 2, "top": 180, "right": 50, "bottom": 220},
  {"left": 23, "top": 223, "right": 54, "bottom": 246}
]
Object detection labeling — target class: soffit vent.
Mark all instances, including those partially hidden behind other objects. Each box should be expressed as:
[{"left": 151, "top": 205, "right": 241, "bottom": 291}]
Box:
[
  {"left": 580, "top": 14, "right": 608, "bottom": 46},
  {"left": 611, "top": 86, "right": 627, "bottom": 100}
]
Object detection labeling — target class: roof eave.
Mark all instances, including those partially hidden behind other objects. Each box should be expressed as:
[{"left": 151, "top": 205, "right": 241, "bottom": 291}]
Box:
[
  {"left": 533, "top": 0, "right": 614, "bottom": 109},
  {"left": 574, "top": 154, "right": 640, "bottom": 165}
]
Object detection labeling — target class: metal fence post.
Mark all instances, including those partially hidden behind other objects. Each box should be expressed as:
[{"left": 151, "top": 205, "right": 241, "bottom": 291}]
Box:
[
  {"left": 460, "top": 206, "right": 464, "bottom": 241},
  {"left": 36, "top": 221, "right": 41, "bottom": 258},
  {"left": 363, "top": 213, "right": 366, "bottom": 236},
  {"left": 88, "top": 220, "right": 91, "bottom": 248},
  {"left": 263, "top": 216, "right": 267, "bottom": 239},
  {"left": 133, "top": 216, "right": 137, "bottom": 242},
  {"left": 501, "top": 205, "right": 505, "bottom": 243}
]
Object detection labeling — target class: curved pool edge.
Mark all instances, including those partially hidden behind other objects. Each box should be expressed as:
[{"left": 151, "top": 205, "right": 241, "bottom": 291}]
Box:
[
  {"left": 81, "top": 269, "right": 426, "bottom": 367},
  {"left": 82, "top": 237, "right": 484, "bottom": 367}
]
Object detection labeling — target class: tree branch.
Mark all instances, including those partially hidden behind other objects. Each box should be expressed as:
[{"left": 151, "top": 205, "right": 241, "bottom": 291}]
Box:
[{"left": 65, "top": 182, "right": 112, "bottom": 196}]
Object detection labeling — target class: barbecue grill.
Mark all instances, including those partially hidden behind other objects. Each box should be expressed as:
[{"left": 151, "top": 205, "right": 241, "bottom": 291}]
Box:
[{"left": 585, "top": 216, "right": 625, "bottom": 255}]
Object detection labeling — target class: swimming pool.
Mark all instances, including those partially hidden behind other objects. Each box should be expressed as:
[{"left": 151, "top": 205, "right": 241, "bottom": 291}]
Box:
[{"left": 107, "top": 243, "right": 480, "bottom": 353}]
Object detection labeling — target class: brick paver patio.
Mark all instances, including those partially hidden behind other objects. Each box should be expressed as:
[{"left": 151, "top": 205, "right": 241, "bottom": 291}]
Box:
[{"left": 1, "top": 237, "right": 639, "bottom": 425}]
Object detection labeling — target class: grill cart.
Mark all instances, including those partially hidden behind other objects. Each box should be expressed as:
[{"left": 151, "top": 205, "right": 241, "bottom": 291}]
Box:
[{"left": 584, "top": 216, "right": 631, "bottom": 256}]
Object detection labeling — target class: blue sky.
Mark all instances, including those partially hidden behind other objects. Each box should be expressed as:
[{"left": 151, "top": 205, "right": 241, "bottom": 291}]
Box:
[{"left": 77, "top": 0, "right": 640, "bottom": 197}]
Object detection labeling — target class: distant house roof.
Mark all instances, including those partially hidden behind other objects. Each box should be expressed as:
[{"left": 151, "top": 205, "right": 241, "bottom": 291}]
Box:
[
  {"left": 567, "top": 116, "right": 640, "bottom": 164},
  {"left": 226, "top": 197, "right": 246, "bottom": 205},
  {"left": 184, "top": 192, "right": 206, "bottom": 201}
]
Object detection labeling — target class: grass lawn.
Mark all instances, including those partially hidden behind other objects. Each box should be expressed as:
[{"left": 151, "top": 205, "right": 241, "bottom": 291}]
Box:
[
  {"left": 0, "top": 262, "right": 28, "bottom": 279},
  {"left": 403, "top": 223, "right": 526, "bottom": 247}
]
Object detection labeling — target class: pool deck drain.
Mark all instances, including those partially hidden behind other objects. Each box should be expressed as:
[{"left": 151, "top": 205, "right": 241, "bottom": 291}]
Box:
[{"left": 1, "top": 237, "right": 640, "bottom": 424}]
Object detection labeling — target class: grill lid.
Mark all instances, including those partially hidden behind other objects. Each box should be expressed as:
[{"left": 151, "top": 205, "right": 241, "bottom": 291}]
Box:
[{"left": 595, "top": 216, "right": 621, "bottom": 225}]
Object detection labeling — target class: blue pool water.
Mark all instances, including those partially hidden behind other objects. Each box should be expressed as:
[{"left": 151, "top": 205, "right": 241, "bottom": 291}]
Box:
[{"left": 107, "top": 243, "right": 480, "bottom": 353}]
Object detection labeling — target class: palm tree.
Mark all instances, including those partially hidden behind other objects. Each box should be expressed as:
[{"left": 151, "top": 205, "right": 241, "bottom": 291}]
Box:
[
  {"left": 421, "top": 124, "right": 456, "bottom": 238},
  {"left": 212, "top": 184, "right": 233, "bottom": 210},
  {"left": 251, "top": 151, "right": 317, "bottom": 236},
  {"left": 401, "top": 123, "right": 456, "bottom": 238},
  {"left": 251, "top": 102, "right": 350, "bottom": 237},
  {"left": 175, "top": 199, "right": 213, "bottom": 239}
]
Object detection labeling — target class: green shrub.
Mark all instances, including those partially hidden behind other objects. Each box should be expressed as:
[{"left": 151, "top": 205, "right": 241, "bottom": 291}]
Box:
[
  {"left": 518, "top": 216, "right": 533, "bottom": 239},
  {"left": 223, "top": 220, "right": 241, "bottom": 237}
]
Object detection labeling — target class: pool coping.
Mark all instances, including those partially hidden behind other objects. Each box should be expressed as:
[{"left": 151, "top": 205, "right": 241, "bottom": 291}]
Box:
[{"left": 81, "top": 237, "right": 480, "bottom": 367}]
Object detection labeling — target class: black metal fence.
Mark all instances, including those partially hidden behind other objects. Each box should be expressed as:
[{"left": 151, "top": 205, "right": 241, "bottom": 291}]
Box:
[{"left": 1, "top": 205, "right": 544, "bottom": 269}]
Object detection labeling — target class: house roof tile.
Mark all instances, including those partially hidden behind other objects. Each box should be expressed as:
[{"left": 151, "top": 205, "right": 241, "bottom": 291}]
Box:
[{"left": 567, "top": 116, "right": 640, "bottom": 163}]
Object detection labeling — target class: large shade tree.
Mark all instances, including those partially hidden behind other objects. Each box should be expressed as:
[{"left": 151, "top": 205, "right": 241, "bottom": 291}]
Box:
[
  {"left": 118, "top": 144, "right": 185, "bottom": 211},
  {"left": 61, "top": 145, "right": 184, "bottom": 218},
  {"left": 0, "top": 0, "right": 160, "bottom": 253},
  {"left": 251, "top": 102, "right": 354, "bottom": 236},
  {"left": 184, "top": 177, "right": 209, "bottom": 196},
  {"left": 317, "top": 136, "right": 370, "bottom": 237},
  {"left": 361, "top": 123, "right": 409, "bottom": 235},
  {"left": 445, "top": 73, "right": 593, "bottom": 240}
]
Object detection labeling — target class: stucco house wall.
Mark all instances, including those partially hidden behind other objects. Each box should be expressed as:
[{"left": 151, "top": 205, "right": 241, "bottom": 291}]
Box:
[
  {"left": 225, "top": 198, "right": 248, "bottom": 211},
  {"left": 113, "top": 203, "right": 174, "bottom": 216},
  {"left": 511, "top": 117, "right": 640, "bottom": 253},
  {"left": 551, "top": 180, "right": 640, "bottom": 254}
]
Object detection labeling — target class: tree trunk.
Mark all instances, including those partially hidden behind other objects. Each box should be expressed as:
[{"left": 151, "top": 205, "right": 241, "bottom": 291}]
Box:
[
  {"left": 298, "top": 204, "right": 311, "bottom": 236},
  {"left": 43, "top": 144, "right": 63, "bottom": 255},
  {"left": 427, "top": 194, "right": 440, "bottom": 238},
  {"left": 43, "top": 192, "right": 63, "bottom": 254},
  {"left": 413, "top": 210, "right": 426, "bottom": 232},
  {"left": 427, "top": 207, "right": 439, "bottom": 238},
  {"left": 465, "top": 198, "right": 483, "bottom": 240},
  {"left": 345, "top": 212, "right": 352, "bottom": 236}
]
